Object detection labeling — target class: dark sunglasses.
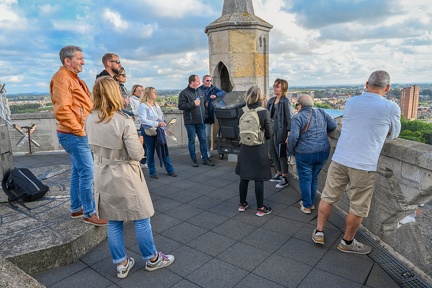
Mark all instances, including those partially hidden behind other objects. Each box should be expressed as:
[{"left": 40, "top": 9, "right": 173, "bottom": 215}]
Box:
[
  {"left": 110, "top": 60, "right": 121, "bottom": 64},
  {"left": 295, "top": 103, "right": 300, "bottom": 107},
  {"left": 120, "top": 74, "right": 126, "bottom": 77},
  {"left": 205, "top": 80, "right": 212, "bottom": 82}
]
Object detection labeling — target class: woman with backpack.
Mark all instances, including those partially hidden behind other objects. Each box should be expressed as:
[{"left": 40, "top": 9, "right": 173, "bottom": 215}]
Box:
[
  {"left": 235, "top": 85, "right": 273, "bottom": 216},
  {"left": 267, "top": 78, "right": 294, "bottom": 189}
]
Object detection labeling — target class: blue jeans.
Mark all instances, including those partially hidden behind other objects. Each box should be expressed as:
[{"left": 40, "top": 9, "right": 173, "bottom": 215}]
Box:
[
  {"left": 143, "top": 133, "right": 175, "bottom": 177},
  {"left": 107, "top": 219, "right": 157, "bottom": 264},
  {"left": 57, "top": 132, "right": 96, "bottom": 218},
  {"left": 185, "top": 123, "right": 209, "bottom": 161},
  {"left": 295, "top": 151, "right": 330, "bottom": 209}
]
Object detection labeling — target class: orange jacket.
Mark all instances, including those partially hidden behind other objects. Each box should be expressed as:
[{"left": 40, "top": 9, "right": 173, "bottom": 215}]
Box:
[{"left": 50, "top": 66, "right": 93, "bottom": 136}]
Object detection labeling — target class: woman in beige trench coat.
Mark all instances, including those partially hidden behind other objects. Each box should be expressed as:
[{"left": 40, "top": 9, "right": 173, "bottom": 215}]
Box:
[{"left": 85, "top": 77, "right": 174, "bottom": 279}]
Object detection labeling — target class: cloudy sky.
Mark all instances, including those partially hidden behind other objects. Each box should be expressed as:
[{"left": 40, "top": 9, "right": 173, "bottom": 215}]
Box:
[{"left": 1, "top": 0, "right": 431, "bottom": 94}]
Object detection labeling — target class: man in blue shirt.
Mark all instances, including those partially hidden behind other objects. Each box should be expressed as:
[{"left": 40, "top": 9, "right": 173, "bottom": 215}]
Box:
[
  {"left": 312, "top": 70, "right": 401, "bottom": 254},
  {"left": 199, "top": 75, "right": 226, "bottom": 158}
]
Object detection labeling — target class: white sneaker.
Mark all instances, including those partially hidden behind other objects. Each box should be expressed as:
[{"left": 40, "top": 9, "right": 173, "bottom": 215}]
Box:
[
  {"left": 275, "top": 176, "right": 289, "bottom": 189},
  {"left": 145, "top": 252, "right": 175, "bottom": 271},
  {"left": 141, "top": 163, "right": 148, "bottom": 168},
  {"left": 117, "top": 257, "right": 135, "bottom": 279}
]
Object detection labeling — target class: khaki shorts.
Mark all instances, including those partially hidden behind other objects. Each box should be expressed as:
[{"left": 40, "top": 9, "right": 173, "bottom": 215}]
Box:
[{"left": 321, "top": 161, "right": 376, "bottom": 217}]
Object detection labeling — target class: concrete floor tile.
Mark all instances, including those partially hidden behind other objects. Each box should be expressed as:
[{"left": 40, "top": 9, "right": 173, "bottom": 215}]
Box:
[
  {"left": 298, "top": 268, "right": 363, "bottom": 288},
  {"left": 187, "top": 195, "right": 223, "bottom": 210},
  {"left": 212, "top": 218, "right": 256, "bottom": 241},
  {"left": 253, "top": 254, "right": 313, "bottom": 287},
  {"left": 241, "top": 227, "right": 289, "bottom": 253},
  {"left": 186, "top": 210, "right": 229, "bottom": 230},
  {"left": 161, "top": 222, "right": 207, "bottom": 244},
  {"left": 235, "top": 273, "right": 285, "bottom": 288},
  {"left": 187, "top": 231, "right": 236, "bottom": 257},
  {"left": 49, "top": 267, "right": 113, "bottom": 288},
  {"left": 217, "top": 242, "right": 272, "bottom": 271},
  {"left": 316, "top": 249, "right": 374, "bottom": 284},
  {"left": 164, "top": 203, "right": 204, "bottom": 221},
  {"left": 365, "top": 263, "right": 400, "bottom": 288},
  {"left": 167, "top": 245, "right": 212, "bottom": 277},
  {"left": 34, "top": 260, "right": 87, "bottom": 286},
  {"left": 150, "top": 213, "right": 183, "bottom": 234},
  {"left": 260, "top": 215, "right": 306, "bottom": 237},
  {"left": 186, "top": 258, "right": 248, "bottom": 288},
  {"left": 277, "top": 238, "right": 329, "bottom": 266}
]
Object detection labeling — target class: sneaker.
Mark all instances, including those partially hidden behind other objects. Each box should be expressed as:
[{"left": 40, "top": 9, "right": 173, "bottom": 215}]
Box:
[
  {"left": 300, "top": 200, "right": 315, "bottom": 210},
  {"left": 275, "top": 176, "right": 289, "bottom": 189},
  {"left": 141, "top": 163, "right": 148, "bottom": 168},
  {"left": 168, "top": 173, "right": 177, "bottom": 177},
  {"left": 202, "top": 159, "right": 215, "bottom": 166},
  {"left": 238, "top": 201, "right": 248, "bottom": 212},
  {"left": 256, "top": 205, "right": 272, "bottom": 217},
  {"left": 299, "top": 201, "right": 312, "bottom": 214},
  {"left": 145, "top": 252, "right": 175, "bottom": 271},
  {"left": 117, "top": 257, "right": 135, "bottom": 279},
  {"left": 83, "top": 214, "right": 108, "bottom": 227},
  {"left": 192, "top": 159, "right": 199, "bottom": 167},
  {"left": 312, "top": 229, "right": 325, "bottom": 245},
  {"left": 338, "top": 239, "right": 372, "bottom": 254},
  {"left": 150, "top": 175, "right": 159, "bottom": 179},
  {"left": 207, "top": 151, "right": 212, "bottom": 158},
  {"left": 269, "top": 173, "right": 282, "bottom": 182},
  {"left": 70, "top": 209, "right": 83, "bottom": 219}
]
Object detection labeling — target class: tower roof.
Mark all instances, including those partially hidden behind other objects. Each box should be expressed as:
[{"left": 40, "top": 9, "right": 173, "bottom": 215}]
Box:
[{"left": 205, "top": 0, "right": 272, "bottom": 34}]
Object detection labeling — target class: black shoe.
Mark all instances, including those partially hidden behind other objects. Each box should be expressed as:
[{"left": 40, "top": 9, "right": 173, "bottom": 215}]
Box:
[
  {"left": 150, "top": 175, "right": 159, "bottom": 179},
  {"left": 192, "top": 160, "right": 199, "bottom": 167},
  {"left": 202, "top": 159, "right": 215, "bottom": 166},
  {"left": 168, "top": 173, "right": 177, "bottom": 177}
]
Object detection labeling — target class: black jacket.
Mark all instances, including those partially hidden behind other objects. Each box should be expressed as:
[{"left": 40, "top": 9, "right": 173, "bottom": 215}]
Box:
[
  {"left": 96, "top": 70, "right": 110, "bottom": 79},
  {"left": 178, "top": 86, "right": 207, "bottom": 125}
]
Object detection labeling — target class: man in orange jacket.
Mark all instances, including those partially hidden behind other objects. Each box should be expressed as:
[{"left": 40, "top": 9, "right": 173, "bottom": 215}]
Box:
[{"left": 50, "top": 45, "right": 107, "bottom": 226}]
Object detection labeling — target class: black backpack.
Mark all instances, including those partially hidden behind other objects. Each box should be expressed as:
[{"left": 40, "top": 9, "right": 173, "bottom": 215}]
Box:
[{"left": 2, "top": 168, "right": 49, "bottom": 209}]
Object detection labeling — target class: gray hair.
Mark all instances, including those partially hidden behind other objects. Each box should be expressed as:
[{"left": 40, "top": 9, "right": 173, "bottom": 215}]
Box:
[
  {"left": 297, "top": 94, "right": 313, "bottom": 107},
  {"left": 367, "top": 70, "right": 390, "bottom": 89},
  {"left": 243, "top": 85, "right": 263, "bottom": 105},
  {"left": 59, "top": 45, "right": 82, "bottom": 64},
  {"left": 202, "top": 74, "right": 211, "bottom": 80}
]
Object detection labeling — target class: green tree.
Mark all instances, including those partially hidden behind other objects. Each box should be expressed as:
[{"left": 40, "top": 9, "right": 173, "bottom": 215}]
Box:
[{"left": 314, "top": 103, "right": 331, "bottom": 109}]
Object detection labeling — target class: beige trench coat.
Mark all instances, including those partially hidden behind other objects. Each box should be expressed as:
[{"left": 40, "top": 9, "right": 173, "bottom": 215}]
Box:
[{"left": 85, "top": 111, "right": 154, "bottom": 221}]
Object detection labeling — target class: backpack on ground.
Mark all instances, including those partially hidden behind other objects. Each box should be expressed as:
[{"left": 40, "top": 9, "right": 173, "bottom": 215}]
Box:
[
  {"left": 2, "top": 167, "right": 49, "bottom": 209},
  {"left": 238, "top": 106, "right": 266, "bottom": 146}
]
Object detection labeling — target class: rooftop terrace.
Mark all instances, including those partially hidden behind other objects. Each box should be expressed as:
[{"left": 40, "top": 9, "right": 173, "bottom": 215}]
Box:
[{"left": 1, "top": 147, "right": 431, "bottom": 287}]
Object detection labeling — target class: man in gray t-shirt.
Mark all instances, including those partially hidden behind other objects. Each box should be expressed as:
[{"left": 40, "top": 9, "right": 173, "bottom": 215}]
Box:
[{"left": 312, "top": 70, "right": 401, "bottom": 255}]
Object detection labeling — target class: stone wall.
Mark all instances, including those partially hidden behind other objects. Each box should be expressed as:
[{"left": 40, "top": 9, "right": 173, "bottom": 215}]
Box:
[
  {"left": 0, "top": 118, "right": 14, "bottom": 203},
  {"left": 7, "top": 111, "right": 188, "bottom": 154}
]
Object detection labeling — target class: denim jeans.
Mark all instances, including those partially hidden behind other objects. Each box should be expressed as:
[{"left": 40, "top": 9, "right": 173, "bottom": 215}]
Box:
[
  {"left": 143, "top": 133, "right": 175, "bottom": 177},
  {"left": 205, "top": 123, "right": 212, "bottom": 154},
  {"left": 185, "top": 123, "right": 208, "bottom": 161},
  {"left": 57, "top": 132, "right": 96, "bottom": 218},
  {"left": 295, "top": 151, "right": 330, "bottom": 208},
  {"left": 107, "top": 219, "right": 157, "bottom": 264}
]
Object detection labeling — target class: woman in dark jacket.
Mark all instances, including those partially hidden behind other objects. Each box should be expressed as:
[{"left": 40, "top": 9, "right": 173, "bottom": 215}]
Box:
[
  {"left": 235, "top": 85, "right": 273, "bottom": 217},
  {"left": 287, "top": 95, "right": 337, "bottom": 214},
  {"left": 266, "top": 78, "right": 294, "bottom": 189}
]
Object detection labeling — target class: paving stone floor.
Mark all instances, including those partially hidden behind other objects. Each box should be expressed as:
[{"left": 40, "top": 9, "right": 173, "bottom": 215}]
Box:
[{"left": 13, "top": 148, "right": 410, "bottom": 287}]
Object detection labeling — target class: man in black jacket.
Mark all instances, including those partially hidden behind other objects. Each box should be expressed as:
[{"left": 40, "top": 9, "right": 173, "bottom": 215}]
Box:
[
  {"left": 178, "top": 75, "right": 215, "bottom": 167},
  {"left": 96, "top": 53, "right": 122, "bottom": 79}
]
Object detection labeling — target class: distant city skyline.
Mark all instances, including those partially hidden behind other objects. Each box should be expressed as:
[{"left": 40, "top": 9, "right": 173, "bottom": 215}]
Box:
[{"left": 1, "top": 0, "right": 432, "bottom": 94}]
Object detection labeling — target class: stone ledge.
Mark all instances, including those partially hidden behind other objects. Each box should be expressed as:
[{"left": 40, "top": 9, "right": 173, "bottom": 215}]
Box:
[{"left": 0, "top": 257, "right": 44, "bottom": 288}]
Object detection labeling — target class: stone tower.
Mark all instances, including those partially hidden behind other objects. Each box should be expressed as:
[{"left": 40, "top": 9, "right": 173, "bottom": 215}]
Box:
[{"left": 205, "top": 0, "right": 273, "bottom": 96}]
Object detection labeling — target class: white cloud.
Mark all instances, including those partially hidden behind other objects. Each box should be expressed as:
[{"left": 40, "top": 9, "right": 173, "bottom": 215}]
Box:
[
  {"left": 140, "top": 0, "right": 214, "bottom": 18},
  {"left": 103, "top": 8, "right": 128, "bottom": 32}
]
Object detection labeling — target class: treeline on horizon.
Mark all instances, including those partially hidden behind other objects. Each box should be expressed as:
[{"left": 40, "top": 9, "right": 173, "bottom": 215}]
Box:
[{"left": 399, "top": 116, "right": 432, "bottom": 145}]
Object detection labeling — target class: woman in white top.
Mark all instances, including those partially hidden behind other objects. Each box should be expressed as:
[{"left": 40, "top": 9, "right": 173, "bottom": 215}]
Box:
[{"left": 138, "top": 87, "right": 176, "bottom": 179}]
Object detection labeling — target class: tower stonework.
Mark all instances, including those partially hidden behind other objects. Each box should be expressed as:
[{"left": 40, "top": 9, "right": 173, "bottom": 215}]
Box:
[{"left": 205, "top": 0, "right": 273, "bottom": 96}]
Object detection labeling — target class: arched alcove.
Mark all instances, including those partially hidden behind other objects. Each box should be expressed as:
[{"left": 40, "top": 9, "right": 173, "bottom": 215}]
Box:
[{"left": 213, "top": 62, "right": 233, "bottom": 92}]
